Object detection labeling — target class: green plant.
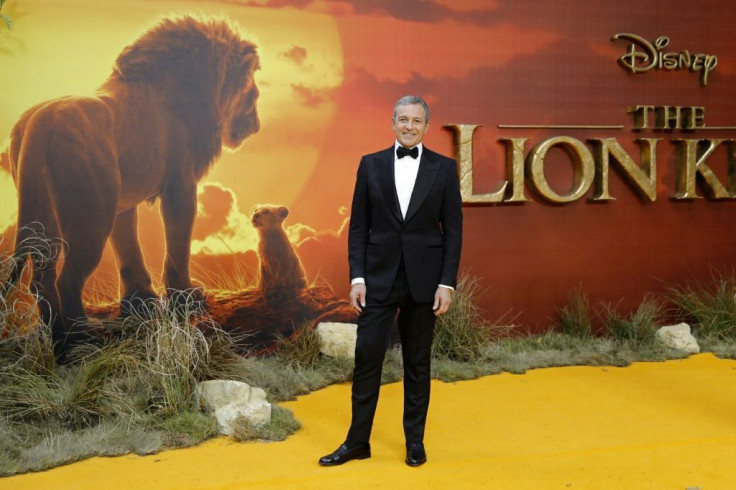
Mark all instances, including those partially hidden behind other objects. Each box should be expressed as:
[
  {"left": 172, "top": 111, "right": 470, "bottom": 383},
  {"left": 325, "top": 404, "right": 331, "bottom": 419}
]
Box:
[
  {"left": 669, "top": 274, "right": 736, "bottom": 340},
  {"left": 432, "top": 274, "right": 510, "bottom": 362},
  {"left": 230, "top": 405, "right": 301, "bottom": 442},
  {"left": 160, "top": 412, "right": 220, "bottom": 448},
  {"left": 558, "top": 289, "right": 594, "bottom": 338},
  {"left": 275, "top": 322, "right": 322, "bottom": 370},
  {"left": 600, "top": 297, "right": 662, "bottom": 347}
]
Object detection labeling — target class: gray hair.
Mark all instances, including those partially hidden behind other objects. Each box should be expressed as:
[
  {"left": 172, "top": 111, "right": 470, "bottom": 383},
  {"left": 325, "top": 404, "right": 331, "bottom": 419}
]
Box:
[{"left": 392, "top": 95, "right": 430, "bottom": 123}]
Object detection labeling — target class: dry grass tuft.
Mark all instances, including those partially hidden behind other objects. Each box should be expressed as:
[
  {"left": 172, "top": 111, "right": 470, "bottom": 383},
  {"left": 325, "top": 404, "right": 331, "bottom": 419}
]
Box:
[
  {"left": 275, "top": 321, "right": 322, "bottom": 370},
  {"left": 557, "top": 289, "right": 594, "bottom": 338},
  {"left": 669, "top": 273, "right": 736, "bottom": 341},
  {"left": 600, "top": 297, "right": 662, "bottom": 347},
  {"left": 432, "top": 274, "right": 512, "bottom": 362}
]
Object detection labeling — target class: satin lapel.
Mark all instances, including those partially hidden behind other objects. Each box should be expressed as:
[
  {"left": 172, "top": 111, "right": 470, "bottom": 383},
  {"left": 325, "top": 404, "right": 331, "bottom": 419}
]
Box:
[
  {"left": 404, "top": 149, "right": 440, "bottom": 223},
  {"left": 377, "top": 147, "right": 403, "bottom": 222}
]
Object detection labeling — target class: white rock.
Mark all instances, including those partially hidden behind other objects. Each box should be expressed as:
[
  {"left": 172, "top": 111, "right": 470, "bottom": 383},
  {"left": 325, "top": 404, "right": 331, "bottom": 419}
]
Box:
[
  {"left": 195, "top": 380, "right": 271, "bottom": 435},
  {"left": 655, "top": 323, "right": 700, "bottom": 354},
  {"left": 316, "top": 322, "right": 357, "bottom": 359}
]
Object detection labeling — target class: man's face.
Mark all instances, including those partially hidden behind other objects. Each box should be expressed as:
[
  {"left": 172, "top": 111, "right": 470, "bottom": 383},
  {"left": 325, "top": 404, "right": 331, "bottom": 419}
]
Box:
[{"left": 392, "top": 103, "right": 429, "bottom": 148}]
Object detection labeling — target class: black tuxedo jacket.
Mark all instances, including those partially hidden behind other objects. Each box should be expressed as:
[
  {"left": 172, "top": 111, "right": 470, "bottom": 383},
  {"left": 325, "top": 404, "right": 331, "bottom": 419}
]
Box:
[{"left": 348, "top": 145, "right": 463, "bottom": 304}]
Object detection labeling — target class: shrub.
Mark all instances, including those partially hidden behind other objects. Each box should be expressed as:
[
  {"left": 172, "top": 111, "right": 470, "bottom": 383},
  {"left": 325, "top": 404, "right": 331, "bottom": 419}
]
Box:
[
  {"left": 558, "top": 290, "right": 594, "bottom": 338},
  {"left": 275, "top": 321, "right": 322, "bottom": 370},
  {"left": 669, "top": 273, "right": 736, "bottom": 340},
  {"left": 600, "top": 297, "right": 662, "bottom": 347},
  {"left": 432, "top": 274, "right": 510, "bottom": 362}
]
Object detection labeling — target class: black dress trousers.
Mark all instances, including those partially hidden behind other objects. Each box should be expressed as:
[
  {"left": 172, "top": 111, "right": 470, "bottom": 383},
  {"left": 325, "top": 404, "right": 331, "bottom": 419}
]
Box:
[{"left": 346, "top": 263, "right": 436, "bottom": 445}]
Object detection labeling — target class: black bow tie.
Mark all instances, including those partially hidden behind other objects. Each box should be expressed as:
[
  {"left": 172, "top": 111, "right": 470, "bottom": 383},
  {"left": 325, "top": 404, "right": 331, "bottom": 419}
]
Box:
[{"left": 396, "top": 146, "right": 419, "bottom": 159}]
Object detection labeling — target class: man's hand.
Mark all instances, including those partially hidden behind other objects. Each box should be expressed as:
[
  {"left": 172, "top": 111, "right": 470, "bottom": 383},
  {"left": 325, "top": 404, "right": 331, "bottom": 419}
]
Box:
[
  {"left": 350, "top": 283, "right": 367, "bottom": 313},
  {"left": 433, "top": 287, "right": 453, "bottom": 316}
]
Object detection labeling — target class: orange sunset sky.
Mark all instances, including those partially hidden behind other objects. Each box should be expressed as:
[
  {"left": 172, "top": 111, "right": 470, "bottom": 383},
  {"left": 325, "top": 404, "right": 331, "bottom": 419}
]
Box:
[{"left": 2, "top": 0, "right": 736, "bottom": 328}]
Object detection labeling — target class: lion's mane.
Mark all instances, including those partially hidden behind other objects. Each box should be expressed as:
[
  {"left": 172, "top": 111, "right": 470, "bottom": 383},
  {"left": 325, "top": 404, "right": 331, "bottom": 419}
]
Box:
[{"left": 105, "top": 16, "right": 260, "bottom": 178}]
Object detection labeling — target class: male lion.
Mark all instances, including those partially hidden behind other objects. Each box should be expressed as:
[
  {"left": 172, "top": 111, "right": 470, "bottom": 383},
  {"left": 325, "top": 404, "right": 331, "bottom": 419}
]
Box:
[{"left": 3, "top": 16, "right": 260, "bottom": 357}]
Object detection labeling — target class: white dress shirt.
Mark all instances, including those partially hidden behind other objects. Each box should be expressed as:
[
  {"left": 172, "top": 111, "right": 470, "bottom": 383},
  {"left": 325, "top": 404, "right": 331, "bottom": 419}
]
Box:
[
  {"left": 394, "top": 141, "right": 422, "bottom": 219},
  {"left": 351, "top": 141, "right": 453, "bottom": 291}
]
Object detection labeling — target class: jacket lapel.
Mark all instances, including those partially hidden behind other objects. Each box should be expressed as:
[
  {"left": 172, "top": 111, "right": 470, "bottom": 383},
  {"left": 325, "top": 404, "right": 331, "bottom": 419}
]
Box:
[
  {"left": 404, "top": 148, "right": 440, "bottom": 223},
  {"left": 377, "top": 147, "right": 403, "bottom": 222}
]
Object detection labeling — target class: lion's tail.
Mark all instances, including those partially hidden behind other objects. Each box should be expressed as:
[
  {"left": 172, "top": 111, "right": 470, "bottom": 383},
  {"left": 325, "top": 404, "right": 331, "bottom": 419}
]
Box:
[{"left": 1, "top": 109, "right": 57, "bottom": 299}]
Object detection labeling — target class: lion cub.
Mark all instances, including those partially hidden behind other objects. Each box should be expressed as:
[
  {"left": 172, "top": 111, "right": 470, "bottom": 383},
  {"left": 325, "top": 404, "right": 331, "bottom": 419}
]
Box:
[{"left": 251, "top": 205, "right": 308, "bottom": 297}]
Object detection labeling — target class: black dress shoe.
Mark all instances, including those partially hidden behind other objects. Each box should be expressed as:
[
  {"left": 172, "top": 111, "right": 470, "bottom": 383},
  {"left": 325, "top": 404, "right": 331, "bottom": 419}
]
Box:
[
  {"left": 318, "top": 442, "right": 371, "bottom": 466},
  {"left": 406, "top": 442, "right": 427, "bottom": 467}
]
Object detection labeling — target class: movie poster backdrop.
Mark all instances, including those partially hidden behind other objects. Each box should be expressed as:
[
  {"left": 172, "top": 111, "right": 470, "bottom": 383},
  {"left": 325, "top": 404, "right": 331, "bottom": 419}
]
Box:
[{"left": 2, "top": 0, "right": 735, "bottom": 347}]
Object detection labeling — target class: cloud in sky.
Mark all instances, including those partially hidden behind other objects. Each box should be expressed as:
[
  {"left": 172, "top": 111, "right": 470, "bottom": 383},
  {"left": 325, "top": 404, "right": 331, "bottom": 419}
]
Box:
[
  {"left": 291, "top": 83, "right": 337, "bottom": 108},
  {"left": 191, "top": 182, "right": 259, "bottom": 255},
  {"left": 192, "top": 182, "right": 338, "bottom": 256},
  {"left": 235, "top": 0, "right": 736, "bottom": 41},
  {"left": 286, "top": 222, "right": 317, "bottom": 245},
  {"left": 193, "top": 183, "right": 233, "bottom": 241},
  {"left": 238, "top": 0, "right": 500, "bottom": 25},
  {"left": 280, "top": 44, "right": 308, "bottom": 65}
]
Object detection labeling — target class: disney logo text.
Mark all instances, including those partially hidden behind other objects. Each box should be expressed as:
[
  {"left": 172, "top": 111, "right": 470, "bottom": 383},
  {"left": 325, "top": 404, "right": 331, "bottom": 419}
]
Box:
[{"left": 611, "top": 33, "right": 717, "bottom": 86}]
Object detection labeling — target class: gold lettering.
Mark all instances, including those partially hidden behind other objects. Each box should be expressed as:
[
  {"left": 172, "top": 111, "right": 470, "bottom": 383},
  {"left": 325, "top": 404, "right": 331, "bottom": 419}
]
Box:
[
  {"left": 662, "top": 52, "right": 679, "bottom": 69},
  {"left": 681, "top": 106, "right": 705, "bottom": 129},
  {"left": 612, "top": 33, "right": 718, "bottom": 86},
  {"left": 590, "top": 138, "right": 660, "bottom": 202},
  {"left": 726, "top": 142, "right": 736, "bottom": 195},
  {"left": 500, "top": 138, "right": 529, "bottom": 202},
  {"left": 527, "top": 136, "right": 595, "bottom": 204},
  {"left": 672, "top": 139, "right": 734, "bottom": 199},
  {"left": 692, "top": 54, "right": 704, "bottom": 71},
  {"left": 655, "top": 106, "right": 682, "bottom": 130},
  {"left": 633, "top": 105, "right": 706, "bottom": 130},
  {"left": 693, "top": 106, "right": 706, "bottom": 128},
  {"left": 446, "top": 124, "right": 507, "bottom": 203},
  {"left": 629, "top": 105, "right": 655, "bottom": 130},
  {"left": 703, "top": 55, "right": 717, "bottom": 85}
]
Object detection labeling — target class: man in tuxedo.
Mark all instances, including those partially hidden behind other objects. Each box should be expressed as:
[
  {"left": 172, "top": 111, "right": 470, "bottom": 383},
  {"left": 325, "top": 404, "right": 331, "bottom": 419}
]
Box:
[{"left": 319, "top": 95, "right": 463, "bottom": 467}]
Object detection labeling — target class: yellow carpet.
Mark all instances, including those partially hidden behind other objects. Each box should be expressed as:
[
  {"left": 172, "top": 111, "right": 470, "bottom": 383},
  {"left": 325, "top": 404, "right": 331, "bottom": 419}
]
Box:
[{"left": 3, "top": 353, "right": 736, "bottom": 489}]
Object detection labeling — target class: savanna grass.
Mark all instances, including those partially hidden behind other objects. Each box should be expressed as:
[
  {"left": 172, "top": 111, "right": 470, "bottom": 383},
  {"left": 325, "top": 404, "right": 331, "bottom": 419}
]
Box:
[
  {"left": 600, "top": 297, "right": 662, "bottom": 348},
  {"left": 275, "top": 321, "right": 322, "bottom": 370},
  {"left": 0, "top": 226, "right": 60, "bottom": 341},
  {"left": 0, "top": 276, "right": 298, "bottom": 475},
  {"left": 558, "top": 289, "right": 594, "bottom": 338},
  {"left": 432, "top": 274, "right": 511, "bottom": 362},
  {"left": 669, "top": 273, "right": 736, "bottom": 341}
]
